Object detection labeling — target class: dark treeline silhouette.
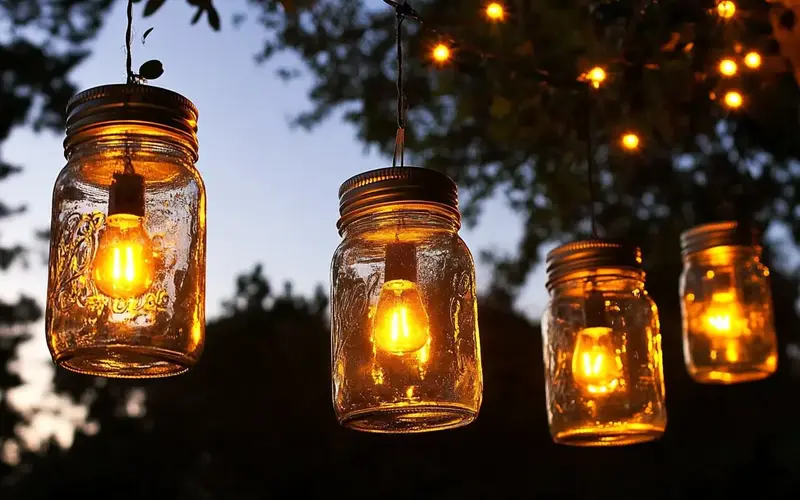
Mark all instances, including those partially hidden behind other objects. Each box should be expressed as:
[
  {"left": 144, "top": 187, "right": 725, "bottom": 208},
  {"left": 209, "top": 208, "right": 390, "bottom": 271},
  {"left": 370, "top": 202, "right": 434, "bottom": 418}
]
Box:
[{"left": 1, "top": 265, "right": 798, "bottom": 499}]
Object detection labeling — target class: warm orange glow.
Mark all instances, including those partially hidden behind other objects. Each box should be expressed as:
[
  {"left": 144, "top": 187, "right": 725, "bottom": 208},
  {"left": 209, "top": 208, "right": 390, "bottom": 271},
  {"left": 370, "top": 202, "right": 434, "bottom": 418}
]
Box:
[
  {"left": 372, "top": 279, "right": 430, "bottom": 354},
  {"left": 572, "top": 327, "right": 623, "bottom": 395},
  {"left": 432, "top": 43, "right": 451, "bottom": 63},
  {"left": 702, "top": 291, "right": 747, "bottom": 338},
  {"left": 586, "top": 66, "right": 606, "bottom": 88},
  {"left": 744, "top": 51, "right": 761, "bottom": 69},
  {"left": 724, "top": 90, "right": 743, "bottom": 109},
  {"left": 717, "top": 1, "right": 736, "bottom": 19},
  {"left": 93, "top": 214, "right": 155, "bottom": 298},
  {"left": 719, "top": 58, "right": 737, "bottom": 76},
  {"left": 485, "top": 2, "right": 505, "bottom": 21},
  {"left": 621, "top": 133, "right": 640, "bottom": 150}
]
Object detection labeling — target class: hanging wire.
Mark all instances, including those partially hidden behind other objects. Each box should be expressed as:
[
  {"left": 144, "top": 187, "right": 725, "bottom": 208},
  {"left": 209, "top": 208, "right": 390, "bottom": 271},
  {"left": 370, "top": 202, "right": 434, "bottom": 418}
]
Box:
[
  {"left": 385, "top": 0, "right": 418, "bottom": 168},
  {"left": 586, "top": 85, "right": 598, "bottom": 238},
  {"left": 125, "top": 0, "right": 135, "bottom": 84}
]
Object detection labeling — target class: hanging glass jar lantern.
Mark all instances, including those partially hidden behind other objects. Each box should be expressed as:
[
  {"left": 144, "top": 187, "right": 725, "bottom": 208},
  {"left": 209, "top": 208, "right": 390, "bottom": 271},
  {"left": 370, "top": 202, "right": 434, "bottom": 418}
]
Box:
[
  {"left": 679, "top": 221, "right": 777, "bottom": 384},
  {"left": 541, "top": 240, "right": 667, "bottom": 446},
  {"left": 330, "top": 167, "right": 483, "bottom": 433},
  {"left": 46, "top": 84, "right": 206, "bottom": 378}
]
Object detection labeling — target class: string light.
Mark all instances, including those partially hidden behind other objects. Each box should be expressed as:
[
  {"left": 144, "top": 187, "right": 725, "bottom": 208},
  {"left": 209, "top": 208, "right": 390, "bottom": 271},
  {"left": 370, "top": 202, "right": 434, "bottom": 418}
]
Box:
[
  {"left": 724, "top": 90, "right": 743, "bottom": 109},
  {"left": 621, "top": 133, "right": 640, "bottom": 151},
  {"left": 432, "top": 43, "right": 451, "bottom": 63},
  {"left": 584, "top": 67, "right": 606, "bottom": 89},
  {"left": 744, "top": 51, "right": 761, "bottom": 69},
  {"left": 719, "top": 58, "right": 738, "bottom": 77},
  {"left": 485, "top": 2, "right": 505, "bottom": 21},
  {"left": 717, "top": 1, "right": 736, "bottom": 19}
]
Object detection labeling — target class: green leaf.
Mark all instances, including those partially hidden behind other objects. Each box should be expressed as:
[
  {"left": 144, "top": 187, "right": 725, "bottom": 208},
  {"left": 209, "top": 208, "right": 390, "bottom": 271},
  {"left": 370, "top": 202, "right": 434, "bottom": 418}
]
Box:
[
  {"left": 143, "top": 0, "right": 166, "bottom": 17},
  {"left": 142, "top": 27, "right": 154, "bottom": 43},
  {"left": 139, "top": 59, "right": 164, "bottom": 80},
  {"left": 490, "top": 96, "right": 512, "bottom": 119}
]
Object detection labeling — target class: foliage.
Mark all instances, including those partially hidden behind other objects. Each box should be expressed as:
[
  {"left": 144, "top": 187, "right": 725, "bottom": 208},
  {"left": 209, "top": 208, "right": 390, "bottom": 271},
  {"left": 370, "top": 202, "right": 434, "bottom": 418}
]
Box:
[{"left": 0, "top": 0, "right": 114, "bottom": 483}]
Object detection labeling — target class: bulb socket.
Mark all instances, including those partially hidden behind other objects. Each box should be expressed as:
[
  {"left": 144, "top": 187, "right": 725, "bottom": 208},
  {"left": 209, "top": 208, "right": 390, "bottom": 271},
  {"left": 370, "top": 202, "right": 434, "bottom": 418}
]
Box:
[
  {"left": 384, "top": 241, "right": 418, "bottom": 283},
  {"left": 680, "top": 221, "right": 760, "bottom": 257},
  {"left": 337, "top": 167, "right": 460, "bottom": 232},
  {"left": 545, "top": 239, "right": 643, "bottom": 291},
  {"left": 583, "top": 288, "right": 609, "bottom": 329},
  {"left": 108, "top": 172, "right": 146, "bottom": 217}
]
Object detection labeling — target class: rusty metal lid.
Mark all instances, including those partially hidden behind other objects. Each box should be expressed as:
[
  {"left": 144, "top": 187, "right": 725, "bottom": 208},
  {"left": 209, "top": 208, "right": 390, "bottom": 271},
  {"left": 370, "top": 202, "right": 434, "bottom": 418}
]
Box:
[
  {"left": 545, "top": 239, "right": 644, "bottom": 290},
  {"left": 680, "top": 221, "right": 760, "bottom": 256}
]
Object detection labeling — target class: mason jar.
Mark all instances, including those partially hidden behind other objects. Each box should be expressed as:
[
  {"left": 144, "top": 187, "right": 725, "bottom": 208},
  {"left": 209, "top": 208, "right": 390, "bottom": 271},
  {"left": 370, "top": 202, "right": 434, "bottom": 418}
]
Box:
[
  {"left": 46, "top": 84, "right": 206, "bottom": 379},
  {"left": 541, "top": 240, "right": 667, "bottom": 446},
  {"left": 679, "top": 221, "right": 777, "bottom": 384},
  {"left": 330, "top": 167, "right": 483, "bottom": 433}
]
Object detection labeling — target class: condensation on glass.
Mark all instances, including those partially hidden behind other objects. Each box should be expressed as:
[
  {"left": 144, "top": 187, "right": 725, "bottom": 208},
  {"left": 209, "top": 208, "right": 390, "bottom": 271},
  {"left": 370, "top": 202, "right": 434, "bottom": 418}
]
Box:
[
  {"left": 541, "top": 240, "right": 667, "bottom": 447},
  {"left": 330, "top": 167, "right": 483, "bottom": 433},
  {"left": 679, "top": 221, "right": 777, "bottom": 384},
  {"left": 46, "top": 84, "right": 206, "bottom": 378}
]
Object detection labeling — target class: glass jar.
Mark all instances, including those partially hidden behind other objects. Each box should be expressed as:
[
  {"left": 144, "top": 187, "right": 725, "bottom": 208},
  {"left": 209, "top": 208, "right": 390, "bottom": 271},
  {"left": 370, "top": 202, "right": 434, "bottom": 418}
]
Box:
[
  {"left": 330, "top": 167, "right": 483, "bottom": 433},
  {"left": 46, "top": 84, "right": 206, "bottom": 378},
  {"left": 541, "top": 240, "right": 667, "bottom": 446},
  {"left": 679, "top": 221, "right": 777, "bottom": 384}
]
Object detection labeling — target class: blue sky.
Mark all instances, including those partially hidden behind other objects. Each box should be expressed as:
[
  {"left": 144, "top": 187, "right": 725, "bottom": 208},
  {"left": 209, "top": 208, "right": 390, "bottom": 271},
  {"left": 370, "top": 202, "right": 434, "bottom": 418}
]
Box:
[{"left": 3, "top": 1, "right": 549, "bottom": 444}]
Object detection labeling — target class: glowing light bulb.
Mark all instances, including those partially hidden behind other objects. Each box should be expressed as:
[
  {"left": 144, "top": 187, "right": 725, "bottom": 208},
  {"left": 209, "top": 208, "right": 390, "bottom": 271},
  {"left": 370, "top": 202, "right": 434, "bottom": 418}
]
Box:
[
  {"left": 486, "top": 2, "right": 505, "bottom": 21},
  {"left": 432, "top": 43, "right": 451, "bottom": 63},
  {"left": 572, "top": 327, "right": 623, "bottom": 395},
  {"left": 372, "top": 279, "right": 430, "bottom": 354},
  {"left": 621, "top": 132, "right": 640, "bottom": 150},
  {"left": 93, "top": 214, "right": 155, "bottom": 298},
  {"left": 719, "top": 58, "right": 737, "bottom": 76},
  {"left": 586, "top": 67, "right": 606, "bottom": 89},
  {"left": 703, "top": 291, "right": 745, "bottom": 338},
  {"left": 717, "top": 1, "right": 735, "bottom": 19},
  {"left": 724, "top": 90, "right": 743, "bottom": 109},
  {"left": 744, "top": 51, "right": 761, "bottom": 69}
]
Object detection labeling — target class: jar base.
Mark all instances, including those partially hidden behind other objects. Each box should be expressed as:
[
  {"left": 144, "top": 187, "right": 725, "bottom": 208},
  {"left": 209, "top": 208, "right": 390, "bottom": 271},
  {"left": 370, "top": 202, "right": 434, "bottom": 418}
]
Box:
[
  {"left": 688, "top": 365, "right": 775, "bottom": 385},
  {"left": 54, "top": 345, "right": 194, "bottom": 379},
  {"left": 339, "top": 403, "right": 477, "bottom": 434},
  {"left": 554, "top": 423, "right": 664, "bottom": 447}
]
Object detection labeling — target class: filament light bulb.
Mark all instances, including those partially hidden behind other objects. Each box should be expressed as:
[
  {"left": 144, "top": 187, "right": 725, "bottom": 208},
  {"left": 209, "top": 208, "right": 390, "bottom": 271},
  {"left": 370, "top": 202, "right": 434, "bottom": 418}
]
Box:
[
  {"left": 719, "top": 58, "right": 737, "bottom": 76},
  {"left": 724, "top": 90, "right": 743, "bottom": 109},
  {"left": 621, "top": 132, "right": 640, "bottom": 150},
  {"left": 432, "top": 43, "right": 451, "bottom": 63},
  {"left": 372, "top": 279, "right": 430, "bottom": 354},
  {"left": 744, "top": 51, "right": 761, "bottom": 69},
  {"left": 572, "top": 327, "right": 623, "bottom": 395},
  {"left": 586, "top": 67, "right": 606, "bottom": 88},
  {"left": 703, "top": 291, "right": 746, "bottom": 338},
  {"left": 486, "top": 2, "right": 505, "bottom": 21},
  {"left": 717, "top": 1, "right": 735, "bottom": 19},
  {"left": 93, "top": 213, "right": 155, "bottom": 298}
]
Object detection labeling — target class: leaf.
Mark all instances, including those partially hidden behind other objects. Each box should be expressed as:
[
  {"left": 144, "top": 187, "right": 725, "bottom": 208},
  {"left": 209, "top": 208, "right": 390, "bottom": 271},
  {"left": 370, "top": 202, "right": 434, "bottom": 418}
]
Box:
[
  {"left": 142, "top": 27, "right": 154, "bottom": 44},
  {"left": 490, "top": 96, "right": 512, "bottom": 119},
  {"left": 139, "top": 59, "right": 164, "bottom": 80},
  {"left": 143, "top": 0, "right": 166, "bottom": 17},
  {"left": 279, "top": 0, "right": 296, "bottom": 13},
  {"left": 207, "top": 6, "right": 221, "bottom": 30},
  {"left": 191, "top": 8, "right": 203, "bottom": 25}
]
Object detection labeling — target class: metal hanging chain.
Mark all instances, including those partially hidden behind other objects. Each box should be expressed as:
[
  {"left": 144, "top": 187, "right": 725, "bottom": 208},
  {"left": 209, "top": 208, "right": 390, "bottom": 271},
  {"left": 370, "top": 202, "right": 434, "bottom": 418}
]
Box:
[
  {"left": 586, "top": 85, "right": 598, "bottom": 238},
  {"left": 385, "top": 0, "right": 419, "bottom": 168}
]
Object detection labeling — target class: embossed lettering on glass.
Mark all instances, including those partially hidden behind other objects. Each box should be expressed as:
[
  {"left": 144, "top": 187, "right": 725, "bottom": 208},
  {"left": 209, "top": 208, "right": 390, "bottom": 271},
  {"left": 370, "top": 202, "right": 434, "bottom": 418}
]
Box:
[
  {"left": 679, "top": 221, "right": 777, "bottom": 384},
  {"left": 541, "top": 241, "right": 667, "bottom": 446},
  {"left": 330, "top": 167, "right": 483, "bottom": 433},
  {"left": 46, "top": 84, "right": 206, "bottom": 378}
]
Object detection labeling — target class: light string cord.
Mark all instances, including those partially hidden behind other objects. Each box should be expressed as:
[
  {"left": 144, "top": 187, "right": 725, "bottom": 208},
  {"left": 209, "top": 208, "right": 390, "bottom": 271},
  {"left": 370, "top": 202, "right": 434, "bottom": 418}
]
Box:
[
  {"left": 124, "top": 0, "right": 136, "bottom": 175},
  {"left": 586, "top": 84, "right": 598, "bottom": 238},
  {"left": 385, "top": 0, "right": 419, "bottom": 168}
]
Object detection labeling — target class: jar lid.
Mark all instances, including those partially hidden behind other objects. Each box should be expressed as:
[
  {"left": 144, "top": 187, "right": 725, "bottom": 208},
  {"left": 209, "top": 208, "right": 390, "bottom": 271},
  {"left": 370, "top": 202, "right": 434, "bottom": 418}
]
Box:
[
  {"left": 337, "top": 167, "right": 460, "bottom": 231},
  {"left": 64, "top": 84, "right": 199, "bottom": 157},
  {"left": 545, "top": 239, "right": 643, "bottom": 290},
  {"left": 680, "top": 221, "right": 760, "bottom": 256}
]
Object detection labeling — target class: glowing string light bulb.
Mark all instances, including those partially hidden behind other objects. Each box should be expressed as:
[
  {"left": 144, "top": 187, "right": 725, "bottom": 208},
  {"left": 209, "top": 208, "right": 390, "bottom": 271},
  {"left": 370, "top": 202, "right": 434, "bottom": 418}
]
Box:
[
  {"left": 621, "top": 132, "right": 640, "bottom": 151},
  {"left": 93, "top": 173, "right": 155, "bottom": 298},
  {"left": 719, "top": 58, "right": 738, "bottom": 77},
  {"left": 485, "top": 2, "right": 505, "bottom": 21},
  {"left": 724, "top": 90, "right": 743, "bottom": 109},
  {"left": 585, "top": 66, "right": 606, "bottom": 89},
  {"left": 372, "top": 242, "right": 430, "bottom": 355},
  {"left": 744, "top": 51, "right": 761, "bottom": 69},
  {"left": 717, "top": 1, "right": 736, "bottom": 19},
  {"left": 432, "top": 43, "right": 451, "bottom": 63}
]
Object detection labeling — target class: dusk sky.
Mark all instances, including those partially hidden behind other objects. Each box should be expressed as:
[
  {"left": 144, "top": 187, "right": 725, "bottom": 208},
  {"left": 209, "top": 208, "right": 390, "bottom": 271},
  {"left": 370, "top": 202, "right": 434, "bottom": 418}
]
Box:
[{"left": 3, "top": 1, "right": 550, "bottom": 444}]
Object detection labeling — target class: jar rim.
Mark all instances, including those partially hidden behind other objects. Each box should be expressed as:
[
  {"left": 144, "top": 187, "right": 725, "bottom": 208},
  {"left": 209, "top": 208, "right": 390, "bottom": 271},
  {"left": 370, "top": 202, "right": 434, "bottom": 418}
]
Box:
[
  {"left": 64, "top": 84, "right": 199, "bottom": 160},
  {"left": 545, "top": 239, "right": 644, "bottom": 291},
  {"left": 337, "top": 167, "right": 461, "bottom": 231},
  {"left": 680, "top": 221, "right": 760, "bottom": 256}
]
